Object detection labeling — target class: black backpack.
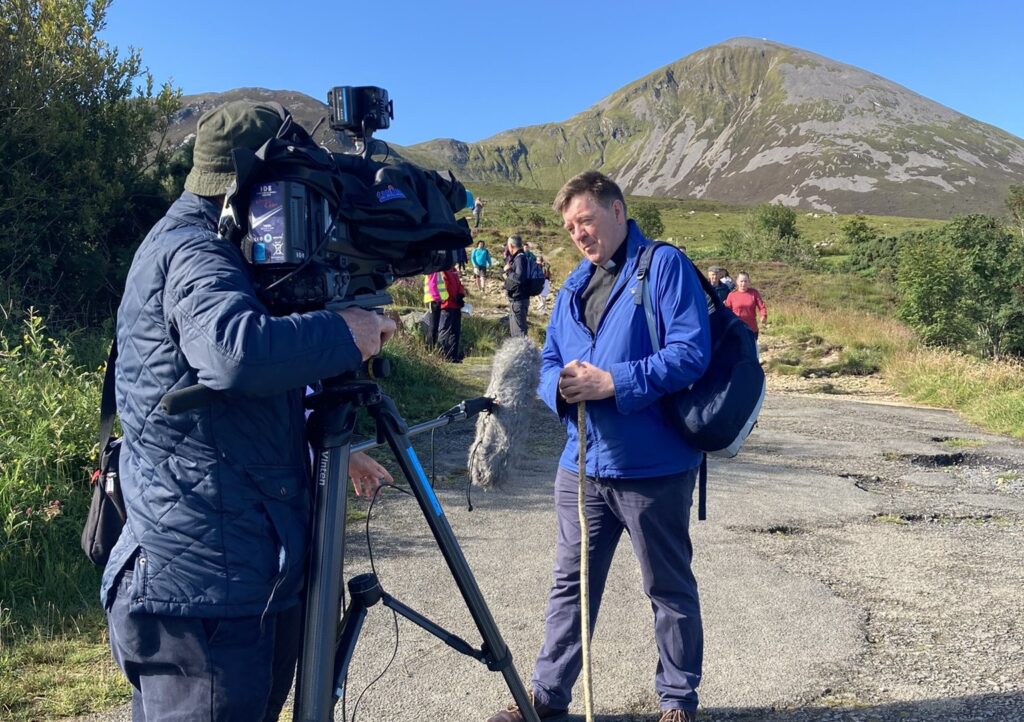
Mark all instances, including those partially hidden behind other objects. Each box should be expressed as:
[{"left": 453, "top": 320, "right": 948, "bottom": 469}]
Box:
[
  {"left": 635, "top": 242, "right": 766, "bottom": 519},
  {"left": 80, "top": 341, "right": 125, "bottom": 566}
]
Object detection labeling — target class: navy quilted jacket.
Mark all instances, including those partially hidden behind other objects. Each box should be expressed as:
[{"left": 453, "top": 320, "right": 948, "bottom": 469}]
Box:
[{"left": 100, "top": 192, "right": 362, "bottom": 618}]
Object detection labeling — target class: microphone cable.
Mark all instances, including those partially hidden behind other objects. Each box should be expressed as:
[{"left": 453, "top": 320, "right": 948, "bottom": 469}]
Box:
[{"left": 344, "top": 481, "right": 412, "bottom": 722}]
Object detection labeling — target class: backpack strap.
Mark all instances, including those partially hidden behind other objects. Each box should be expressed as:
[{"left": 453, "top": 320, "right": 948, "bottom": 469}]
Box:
[
  {"left": 99, "top": 339, "right": 117, "bottom": 454},
  {"left": 635, "top": 241, "right": 711, "bottom": 521}
]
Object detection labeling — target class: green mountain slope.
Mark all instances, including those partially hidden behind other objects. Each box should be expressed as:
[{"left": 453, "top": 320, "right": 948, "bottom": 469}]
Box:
[
  {"left": 169, "top": 39, "right": 1024, "bottom": 219},
  {"left": 401, "top": 38, "right": 1024, "bottom": 218}
]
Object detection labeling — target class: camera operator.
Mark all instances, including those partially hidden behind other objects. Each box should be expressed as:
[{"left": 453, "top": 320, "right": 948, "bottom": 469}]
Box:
[{"left": 100, "top": 101, "right": 396, "bottom": 721}]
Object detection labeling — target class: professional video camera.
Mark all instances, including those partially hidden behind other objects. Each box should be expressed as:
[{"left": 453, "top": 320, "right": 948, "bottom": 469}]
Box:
[{"left": 218, "top": 86, "right": 472, "bottom": 314}]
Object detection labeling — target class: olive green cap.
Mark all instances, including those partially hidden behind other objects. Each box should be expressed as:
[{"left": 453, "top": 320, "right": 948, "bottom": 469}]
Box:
[{"left": 184, "top": 101, "right": 284, "bottom": 197}]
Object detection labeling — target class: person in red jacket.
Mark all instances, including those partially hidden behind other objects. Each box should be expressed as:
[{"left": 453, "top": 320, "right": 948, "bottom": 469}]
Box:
[
  {"left": 724, "top": 271, "right": 767, "bottom": 336},
  {"left": 438, "top": 267, "right": 468, "bottom": 362}
]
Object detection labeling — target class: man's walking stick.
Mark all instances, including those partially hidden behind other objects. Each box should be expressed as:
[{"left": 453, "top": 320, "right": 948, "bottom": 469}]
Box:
[{"left": 577, "top": 401, "right": 595, "bottom": 722}]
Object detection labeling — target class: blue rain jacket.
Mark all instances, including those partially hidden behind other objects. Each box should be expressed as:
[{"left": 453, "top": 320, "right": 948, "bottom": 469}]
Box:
[{"left": 539, "top": 221, "right": 710, "bottom": 478}]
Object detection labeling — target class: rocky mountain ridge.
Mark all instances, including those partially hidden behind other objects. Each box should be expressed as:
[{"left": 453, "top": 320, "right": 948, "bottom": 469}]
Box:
[{"left": 167, "top": 39, "right": 1024, "bottom": 219}]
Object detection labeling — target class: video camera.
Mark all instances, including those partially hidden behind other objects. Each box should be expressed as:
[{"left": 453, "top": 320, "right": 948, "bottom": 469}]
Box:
[{"left": 219, "top": 86, "right": 472, "bottom": 314}]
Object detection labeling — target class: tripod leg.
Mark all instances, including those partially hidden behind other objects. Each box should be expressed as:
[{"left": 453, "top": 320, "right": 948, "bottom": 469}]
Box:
[
  {"left": 294, "top": 401, "right": 356, "bottom": 722},
  {"left": 369, "top": 395, "right": 540, "bottom": 722}
]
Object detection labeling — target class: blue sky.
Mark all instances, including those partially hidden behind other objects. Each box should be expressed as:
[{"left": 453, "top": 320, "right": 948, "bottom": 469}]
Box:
[{"left": 100, "top": 0, "right": 1023, "bottom": 147}]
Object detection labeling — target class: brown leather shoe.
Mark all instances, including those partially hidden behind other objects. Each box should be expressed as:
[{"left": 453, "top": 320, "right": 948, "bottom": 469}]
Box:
[
  {"left": 485, "top": 691, "right": 568, "bottom": 722},
  {"left": 658, "top": 709, "right": 696, "bottom": 722}
]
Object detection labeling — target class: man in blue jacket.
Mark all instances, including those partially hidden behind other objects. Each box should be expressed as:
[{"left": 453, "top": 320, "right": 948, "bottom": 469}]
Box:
[
  {"left": 102, "top": 101, "right": 396, "bottom": 721},
  {"left": 487, "top": 172, "right": 710, "bottom": 722}
]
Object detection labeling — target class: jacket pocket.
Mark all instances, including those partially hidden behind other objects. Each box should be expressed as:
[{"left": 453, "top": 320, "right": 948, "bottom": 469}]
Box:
[{"left": 246, "top": 465, "right": 307, "bottom": 581}]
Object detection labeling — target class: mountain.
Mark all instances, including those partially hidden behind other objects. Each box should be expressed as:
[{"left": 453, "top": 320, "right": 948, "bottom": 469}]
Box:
[{"left": 168, "top": 39, "right": 1024, "bottom": 218}]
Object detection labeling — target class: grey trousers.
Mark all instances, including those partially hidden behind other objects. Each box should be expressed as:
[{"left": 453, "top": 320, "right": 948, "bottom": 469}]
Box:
[{"left": 531, "top": 465, "right": 703, "bottom": 713}]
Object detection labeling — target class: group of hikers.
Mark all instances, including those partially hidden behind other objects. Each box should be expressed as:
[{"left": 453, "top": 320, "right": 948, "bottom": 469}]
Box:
[
  {"left": 423, "top": 233, "right": 553, "bottom": 361},
  {"left": 423, "top": 232, "right": 768, "bottom": 365},
  {"left": 707, "top": 265, "right": 769, "bottom": 339}
]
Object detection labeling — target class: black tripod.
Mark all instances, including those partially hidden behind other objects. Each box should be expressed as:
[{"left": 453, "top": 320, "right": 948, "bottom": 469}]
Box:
[{"left": 293, "top": 371, "right": 540, "bottom": 722}]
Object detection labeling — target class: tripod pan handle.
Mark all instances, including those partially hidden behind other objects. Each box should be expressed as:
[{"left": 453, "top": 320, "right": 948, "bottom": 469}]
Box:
[{"left": 160, "top": 384, "right": 218, "bottom": 414}]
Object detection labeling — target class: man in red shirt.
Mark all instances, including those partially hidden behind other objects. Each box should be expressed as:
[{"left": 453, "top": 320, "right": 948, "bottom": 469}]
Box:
[{"left": 724, "top": 271, "right": 767, "bottom": 336}]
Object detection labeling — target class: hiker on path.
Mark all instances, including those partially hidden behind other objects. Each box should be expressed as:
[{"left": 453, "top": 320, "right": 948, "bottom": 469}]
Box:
[
  {"left": 471, "top": 240, "right": 493, "bottom": 293},
  {"left": 707, "top": 266, "right": 731, "bottom": 303},
  {"left": 724, "top": 271, "right": 767, "bottom": 337},
  {"left": 424, "top": 271, "right": 448, "bottom": 348},
  {"left": 486, "top": 171, "right": 711, "bottom": 722},
  {"left": 504, "top": 234, "right": 531, "bottom": 337},
  {"left": 437, "top": 267, "right": 467, "bottom": 362},
  {"left": 473, "top": 196, "right": 484, "bottom": 228},
  {"left": 535, "top": 255, "right": 553, "bottom": 311}
]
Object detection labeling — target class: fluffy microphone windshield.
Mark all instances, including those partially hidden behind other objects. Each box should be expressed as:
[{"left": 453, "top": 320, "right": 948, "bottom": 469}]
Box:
[{"left": 468, "top": 336, "right": 541, "bottom": 489}]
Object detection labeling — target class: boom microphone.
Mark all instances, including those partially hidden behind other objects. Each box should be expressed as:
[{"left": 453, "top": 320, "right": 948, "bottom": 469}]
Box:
[{"left": 468, "top": 337, "right": 541, "bottom": 489}]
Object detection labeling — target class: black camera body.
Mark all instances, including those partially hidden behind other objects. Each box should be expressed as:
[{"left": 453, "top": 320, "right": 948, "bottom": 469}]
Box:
[{"left": 222, "top": 87, "right": 471, "bottom": 315}]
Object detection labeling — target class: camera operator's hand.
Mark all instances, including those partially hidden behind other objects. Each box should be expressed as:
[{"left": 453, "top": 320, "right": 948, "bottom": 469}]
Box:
[{"left": 337, "top": 308, "right": 397, "bottom": 361}]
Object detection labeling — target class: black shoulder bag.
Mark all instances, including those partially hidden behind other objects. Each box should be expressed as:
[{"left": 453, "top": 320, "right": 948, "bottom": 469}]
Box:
[{"left": 80, "top": 340, "right": 125, "bottom": 566}]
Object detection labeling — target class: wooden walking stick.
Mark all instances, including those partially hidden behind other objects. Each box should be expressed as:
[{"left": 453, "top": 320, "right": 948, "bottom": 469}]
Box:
[{"left": 577, "top": 401, "right": 595, "bottom": 722}]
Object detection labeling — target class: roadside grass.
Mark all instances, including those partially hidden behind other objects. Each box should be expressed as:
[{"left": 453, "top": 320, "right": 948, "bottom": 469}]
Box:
[
  {"left": 0, "top": 611, "right": 130, "bottom": 720},
  {"left": 940, "top": 438, "right": 988, "bottom": 449},
  {"left": 885, "top": 349, "right": 1024, "bottom": 439}
]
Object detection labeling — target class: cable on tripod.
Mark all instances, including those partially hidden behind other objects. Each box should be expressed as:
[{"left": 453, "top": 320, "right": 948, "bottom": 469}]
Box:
[
  {"left": 345, "top": 482, "right": 411, "bottom": 722},
  {"left": 577, "top": 401, "right": 595, "bottom": 722}
]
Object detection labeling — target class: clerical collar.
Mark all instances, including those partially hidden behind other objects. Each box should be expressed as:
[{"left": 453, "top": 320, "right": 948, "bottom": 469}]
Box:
[{"left": 598, "top": 238, "right": 629, "bottom": 273}]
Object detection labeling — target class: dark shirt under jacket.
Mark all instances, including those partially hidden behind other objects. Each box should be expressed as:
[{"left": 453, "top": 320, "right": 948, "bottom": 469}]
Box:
[{"left": 580, "top": 239, "right": 629, "bottom": 334}]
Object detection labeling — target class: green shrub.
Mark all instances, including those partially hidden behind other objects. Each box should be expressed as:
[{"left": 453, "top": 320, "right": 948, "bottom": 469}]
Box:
[
  {"left": 0, "top": 1, "right": 181, "bottom": 324},
  {"left": 717, "top": 203, "right": 818, "bottom": 268},
  {"left": 631, "top": 203, "right": 665, "bottom": 239},
  {"left": 897, "top": 215, "right": 1024, "bottom": 357},
  {"left": 0, "top": 312, "right": 102, "bottom": 643}
]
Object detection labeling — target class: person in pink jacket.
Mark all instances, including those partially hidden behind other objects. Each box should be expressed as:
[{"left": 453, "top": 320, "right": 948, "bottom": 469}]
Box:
[{"left": 724, "top": 271, "right": 767, "bottom": 336}]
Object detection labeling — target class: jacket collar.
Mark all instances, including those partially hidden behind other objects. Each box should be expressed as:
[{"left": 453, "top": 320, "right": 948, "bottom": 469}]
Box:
[{"left": 166, "top": 191, "right": 221, "bottom": 230}]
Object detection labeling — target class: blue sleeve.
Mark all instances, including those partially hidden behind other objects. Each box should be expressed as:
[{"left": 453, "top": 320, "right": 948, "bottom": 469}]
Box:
[
  {"left": 609, "top": 251, "right": 710, "bottom": 414},
  {"left": 538, "top": 291, "right": 572, "bottom": 422},
  {"left": 164, "top": 235, "right": 363, "bottom": 396}
]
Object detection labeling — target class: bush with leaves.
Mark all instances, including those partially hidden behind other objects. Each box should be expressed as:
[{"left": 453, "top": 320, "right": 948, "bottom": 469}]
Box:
[
  {"left": 0, "top": 312, "right": 103, "bottom": 638},
  {"left": 631, "top": 203, "right": 664, "bottom": 239},
  {"left": 843, "top": 216, "right": 904, "bottom": 280},
  {"left": 719, "top": 204, "right": 819, "bottom": 268},
  {"left": 0, "top": 0, "right": 181, "bottom": 325},
  {"left": 897, "top": 215, "right": 1024, "bottom": 358},
  {"left": 750, "top": 203, "right": 799, "bottom": 240},
  {"left": 1007, "top": 184, "right": 1024, "bottom": 240}
]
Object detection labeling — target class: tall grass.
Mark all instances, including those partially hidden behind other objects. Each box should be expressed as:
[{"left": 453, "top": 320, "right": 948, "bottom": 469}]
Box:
[
  {"left": 0, "top": 311, "right": 103, "bottom": 646},
  {"left": 886, "top": 349, "right": 1024, "bottom": 438},
  {"left": 765, "top": 281, "right": 1024, "bottom": 438}
]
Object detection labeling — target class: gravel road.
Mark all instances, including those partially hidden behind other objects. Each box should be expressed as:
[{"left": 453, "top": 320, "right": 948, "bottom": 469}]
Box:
[{"left": 64, "top": 381, "right": 1024, "bottom": 722}]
